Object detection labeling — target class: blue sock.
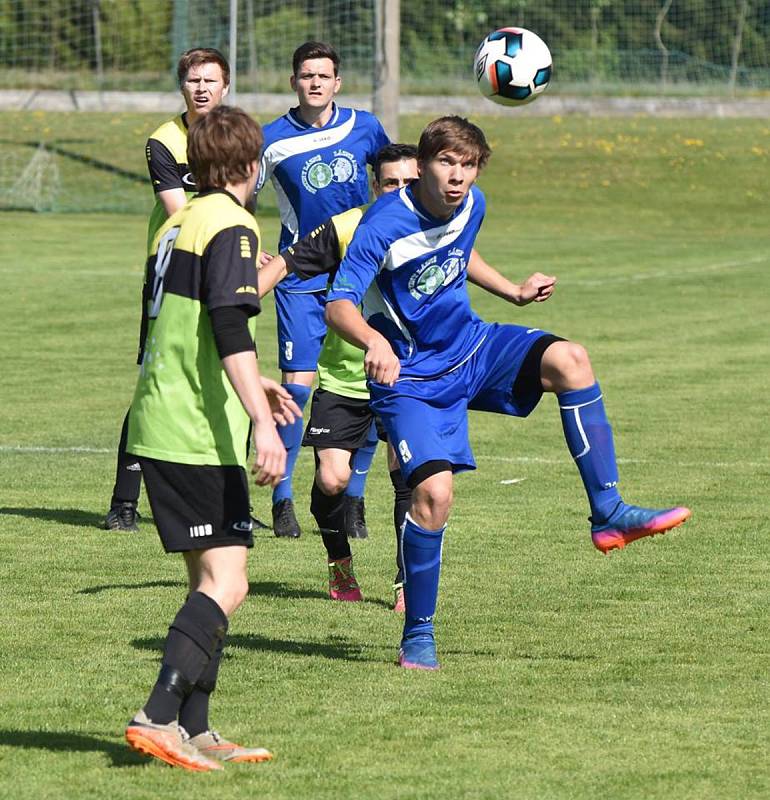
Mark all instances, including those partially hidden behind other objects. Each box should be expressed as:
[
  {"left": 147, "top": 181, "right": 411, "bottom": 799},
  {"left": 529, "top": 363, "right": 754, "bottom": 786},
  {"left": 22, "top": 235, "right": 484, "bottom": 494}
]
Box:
[
  {"left": 272, "top": 383, "right": 311, "bottom": 505},
  {"left": 401, "top": 514, "right": 445, "bottom": 641},
  {"left": 558, "top": 382, "right": 622, "bottom": 524},
  {"left": 345, "top": 420, "right": 379, "bottom": 498}
]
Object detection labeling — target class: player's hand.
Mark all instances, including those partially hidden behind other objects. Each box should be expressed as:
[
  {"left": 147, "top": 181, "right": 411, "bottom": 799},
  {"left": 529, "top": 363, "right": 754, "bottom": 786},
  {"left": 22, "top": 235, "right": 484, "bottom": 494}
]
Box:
[
  {"left": 518, "top": 272, "right": 556, "bottom": 304},
  {"left": 364, "top": 335, "right": 400, "bottom": 386},
  {"left": 251, "top": 421, "right": 287, "bottom": 487},
  {"left": 260, "top": 377, "right": 302, "bottom": 426},
  {"left": 258, "top": 250, "right": 274, "bottom": 266}
]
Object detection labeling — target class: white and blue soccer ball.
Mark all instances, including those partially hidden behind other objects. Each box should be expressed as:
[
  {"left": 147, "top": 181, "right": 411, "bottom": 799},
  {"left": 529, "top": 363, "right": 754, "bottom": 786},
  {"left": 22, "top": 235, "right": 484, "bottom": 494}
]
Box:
[{"left": 473, "top": 27, "right": 552, "bottom": 106}]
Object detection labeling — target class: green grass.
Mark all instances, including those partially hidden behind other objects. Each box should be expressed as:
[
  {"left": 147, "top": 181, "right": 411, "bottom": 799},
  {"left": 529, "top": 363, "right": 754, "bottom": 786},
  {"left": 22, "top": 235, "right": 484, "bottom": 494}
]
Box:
[{"left": 1, "top": 113, "right": 769, "bottom": 799}]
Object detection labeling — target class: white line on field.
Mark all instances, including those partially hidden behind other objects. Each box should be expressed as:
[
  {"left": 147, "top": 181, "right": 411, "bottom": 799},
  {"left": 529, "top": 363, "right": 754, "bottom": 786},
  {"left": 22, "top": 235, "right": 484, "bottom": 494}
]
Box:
[
  {"left": 563, "top": 256, "right": 767, "bottom": 287},
  {"left": 0, "top": 445, "right": 111, "bottom": 454},
  {"left": 477, "top": 454, "right": 769, "bottom": 469}
]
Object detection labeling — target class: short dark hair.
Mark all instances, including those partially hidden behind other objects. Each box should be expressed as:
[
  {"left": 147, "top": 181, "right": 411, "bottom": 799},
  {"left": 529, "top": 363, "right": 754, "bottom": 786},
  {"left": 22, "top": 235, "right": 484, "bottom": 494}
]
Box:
[
  {"left": 292, "top": 41, "right": 340, "bottom": 76},
  {"left": 373, "top": 143, "right": 418, "bottom": 183},
  {"left": 177, "top": 47, "right": 230, "bottom": 87},
  {"left": 187, "top": 106, "right": 263, "bottom": 191},
  {"left": 417, "top": 116, "right": 491, "bottom": 171}
]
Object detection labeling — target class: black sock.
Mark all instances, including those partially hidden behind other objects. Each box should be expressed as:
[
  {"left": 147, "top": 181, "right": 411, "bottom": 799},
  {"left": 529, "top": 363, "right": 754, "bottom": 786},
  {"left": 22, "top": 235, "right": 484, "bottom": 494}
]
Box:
[
  {"left": 143, "top": 592, "right": 228, "bottom": 725},
  {"left": 390, "top": 468, "right": 411, "bottom": 583},
  {"left": 178, "top": 633, "right": 226, "bottom": 737},
  {"left": 110, "top": 409, "right": 142, "bottom": 506},
  {"left": 311, "top": 480, "right": 350, "bottom": 560}
]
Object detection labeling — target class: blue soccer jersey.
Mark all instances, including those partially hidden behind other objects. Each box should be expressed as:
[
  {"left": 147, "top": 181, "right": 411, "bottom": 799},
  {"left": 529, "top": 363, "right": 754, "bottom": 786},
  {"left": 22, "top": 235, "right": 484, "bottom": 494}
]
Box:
[
  {"left": 327, "top": 183, "right": 488, "bottom": 380},
  {"left": 257, "top": 104, "right": 389, "bottom": 293}
]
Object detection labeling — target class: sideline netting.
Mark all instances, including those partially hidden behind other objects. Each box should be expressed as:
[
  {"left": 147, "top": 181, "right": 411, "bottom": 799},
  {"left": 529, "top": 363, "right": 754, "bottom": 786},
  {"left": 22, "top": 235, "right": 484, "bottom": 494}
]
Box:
[{"left": 2, "top": 1, "right": 768, "bottom": 212}]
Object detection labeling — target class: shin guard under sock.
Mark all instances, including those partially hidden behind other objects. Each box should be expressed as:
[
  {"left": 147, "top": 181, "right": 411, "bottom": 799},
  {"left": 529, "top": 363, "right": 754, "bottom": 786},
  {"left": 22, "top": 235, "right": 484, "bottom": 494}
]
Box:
[
  {"left": 558, "top": 382, "right": 622, "bottom": 524},
  {"left": 272, "top": 383, "right": 311, "bottom": 504},
  {"left": 345, "top": 420, "right": 379, "bottom": 498},
  {"left": 311, "top": 480, "right": 351, "bottom": 561},
  {"left": 390, "top": 469, "right": 411, "bottom": 583},
  {"left": 144, "top": 592, "right": 228, "bottom": 724},
  {"left": 401, "top": 514, "right": 445, "bottom": 640}
]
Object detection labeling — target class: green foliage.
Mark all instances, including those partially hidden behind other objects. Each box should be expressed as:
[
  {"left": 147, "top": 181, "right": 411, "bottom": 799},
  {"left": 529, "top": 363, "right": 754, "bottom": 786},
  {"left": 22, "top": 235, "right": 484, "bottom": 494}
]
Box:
[{"left": 1, "top": 113, "right": 769, "bottom": 798}]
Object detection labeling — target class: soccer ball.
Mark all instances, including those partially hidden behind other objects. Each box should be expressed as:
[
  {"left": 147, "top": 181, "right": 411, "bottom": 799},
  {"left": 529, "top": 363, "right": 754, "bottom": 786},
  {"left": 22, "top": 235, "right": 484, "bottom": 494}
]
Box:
[{"left": 473, "top": 27, "right": 552, "bottom": 106}]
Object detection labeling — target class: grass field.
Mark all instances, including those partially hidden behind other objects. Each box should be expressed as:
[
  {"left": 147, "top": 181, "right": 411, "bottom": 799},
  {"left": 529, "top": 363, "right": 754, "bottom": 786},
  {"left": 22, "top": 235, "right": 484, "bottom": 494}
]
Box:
[{"left": 1, "top": 112, "right": 768, "bottom": 799}]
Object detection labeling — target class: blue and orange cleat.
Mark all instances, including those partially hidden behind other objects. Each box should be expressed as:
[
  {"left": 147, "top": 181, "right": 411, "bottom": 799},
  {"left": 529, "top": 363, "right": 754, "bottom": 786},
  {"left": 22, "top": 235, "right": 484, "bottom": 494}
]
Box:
[
  {"left": 398, "top": 633, "right": 440, "bottom": 671},
  {"left": 591, "top": 504, "right": 691, "bottom": 554}
]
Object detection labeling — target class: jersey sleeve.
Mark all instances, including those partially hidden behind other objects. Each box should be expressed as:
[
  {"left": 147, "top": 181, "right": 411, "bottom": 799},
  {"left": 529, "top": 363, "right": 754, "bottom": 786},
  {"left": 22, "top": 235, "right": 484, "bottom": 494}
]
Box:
[
  {"left": 281, "top": 219, "right": 342, "bottom": 281},
  {"left": 326, "top": 222, "right": 383, "bottom": 306},
  {"left": 201, "top": 226, "right": 262, "bottom": 314},
  {"left": 367, "top": 115, "right": 391, "bottom": 165},
  {"left": 146, "top": 138, "right": 184, "bottom": 193}
]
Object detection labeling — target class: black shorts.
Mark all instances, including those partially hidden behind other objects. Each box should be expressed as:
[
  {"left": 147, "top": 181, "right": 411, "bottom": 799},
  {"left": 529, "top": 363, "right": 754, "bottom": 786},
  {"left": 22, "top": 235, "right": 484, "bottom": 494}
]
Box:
[
  {"left": 138, "top": 457, "right": 254, "bottom": 553},
  {"left": 301, "top": 389, "right": 385, "bottom": 451}
]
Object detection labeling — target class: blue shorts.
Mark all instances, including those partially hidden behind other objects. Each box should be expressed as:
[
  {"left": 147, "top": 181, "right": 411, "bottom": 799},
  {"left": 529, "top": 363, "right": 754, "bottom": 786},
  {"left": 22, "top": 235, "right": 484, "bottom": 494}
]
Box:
[
  {"left": 274, "top": 287, "right": 327, "bottom": 372},
  {"left": 369, "top": 324, "right": 557, "bottom": 484}
]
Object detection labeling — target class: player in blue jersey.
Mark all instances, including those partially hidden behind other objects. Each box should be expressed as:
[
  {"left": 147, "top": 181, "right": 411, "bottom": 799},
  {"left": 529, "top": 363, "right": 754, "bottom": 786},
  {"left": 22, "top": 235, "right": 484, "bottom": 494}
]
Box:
[
  {"left": 326, "top": 116, "right": 691, "bottom": 671},
  {"left": 256, "top": 41, "right": 390, "bottom": 539}
]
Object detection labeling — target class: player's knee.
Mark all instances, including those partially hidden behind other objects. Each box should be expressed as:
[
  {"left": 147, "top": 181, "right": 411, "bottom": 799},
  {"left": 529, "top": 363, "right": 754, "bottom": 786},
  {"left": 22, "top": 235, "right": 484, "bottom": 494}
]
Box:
[
  {"left": 316, "top": 464, "right": 349, "bottom": 495},
  {"left": 542, "top": 341, "right": 594, "bottom": 391},
  {"left": 216, "top": 574, "right": 249, "bottom": 615},
  {"left": 412, "top": 481, "right": 453, "bottom": 529}
]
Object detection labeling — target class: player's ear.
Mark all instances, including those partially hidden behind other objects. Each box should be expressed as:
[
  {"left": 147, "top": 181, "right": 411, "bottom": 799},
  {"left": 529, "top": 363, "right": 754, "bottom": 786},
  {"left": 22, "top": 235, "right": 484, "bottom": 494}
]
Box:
[
  {"left": 290, "top": 74, "right": 297, "bottom": 92},
  {"left": 222, "top": 83, "right": 230, "bottom": 98},
  {"left": 333, "top": 75, "right": 341, "bottom": 94}
]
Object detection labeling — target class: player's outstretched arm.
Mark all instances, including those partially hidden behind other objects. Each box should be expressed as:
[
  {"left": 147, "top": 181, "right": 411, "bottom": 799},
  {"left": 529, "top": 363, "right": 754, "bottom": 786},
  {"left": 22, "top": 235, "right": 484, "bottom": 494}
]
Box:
[
  {"left": 326, "top": 299, "right": 400, "bottom": 386},
  {"left": 222, "top": 351, "right": 287, "bottom": 487},
  {"left": 467, "top": 248, "right": 556, "bottom": 306},
  {"left": 258, "top": 254, "right": 289, "bottom": 298}
]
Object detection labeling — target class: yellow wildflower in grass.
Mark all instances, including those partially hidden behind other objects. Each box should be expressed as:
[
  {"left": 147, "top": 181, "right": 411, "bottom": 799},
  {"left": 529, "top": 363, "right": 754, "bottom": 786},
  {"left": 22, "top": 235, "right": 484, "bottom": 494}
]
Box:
[{"left": 683, "top": 138, "right": 704, "bottom": 147}]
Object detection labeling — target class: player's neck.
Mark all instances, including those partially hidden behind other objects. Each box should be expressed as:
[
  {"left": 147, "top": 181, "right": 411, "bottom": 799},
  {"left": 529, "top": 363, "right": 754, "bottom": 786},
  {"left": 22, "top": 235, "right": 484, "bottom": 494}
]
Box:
[
  {"left": 412, "top": 183, "right": 456, "bottom": 222},
  {"left": 296, "top": 102, "right": 334, "bottom": 128},
  {"left": 224, "top": 181, "right": 250, "bottom": 206}
]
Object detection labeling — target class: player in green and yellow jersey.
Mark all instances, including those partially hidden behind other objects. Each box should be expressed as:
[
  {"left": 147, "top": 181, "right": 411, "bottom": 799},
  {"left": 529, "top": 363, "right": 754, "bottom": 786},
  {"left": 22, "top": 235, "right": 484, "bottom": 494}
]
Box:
[
  {"left": 104, "top": 48, "right": 231, "bottom": 533},
  {"left": 258, "top": 144, "right": 418, "bottom": 609},
  {"left": 123, "top": 106, "right": 300, "bottom": 772}
]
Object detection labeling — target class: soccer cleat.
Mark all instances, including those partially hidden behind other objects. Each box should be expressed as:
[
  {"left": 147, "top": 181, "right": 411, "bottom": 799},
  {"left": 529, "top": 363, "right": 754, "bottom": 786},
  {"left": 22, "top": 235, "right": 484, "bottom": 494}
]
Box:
[
  {"left": 343, "top": 496, "right": 369, "bottom": 539},
  {"left": 393, "top": 582, "right": 405, "bottom": 613},
  {"left": 272, "top": 499, "right": 301, "bottom": 538},
  {"left": 188, "top": 729, "right": 273, "bottom": 763},
  {"left": 125, "top": 709, "right": 223, "bottom": 771},
  {"left": 104, "top": 502, "right": 140, "bottom": 533},
  {"left": 328, "top": 556, "right": 363, "bottom": 602},
  {"left": 591, "top": 504, "right": 691, "bottom": 554},
  {"left": 398, "top": 633, "right": 440, "bottom": 671},
  {"left": 249, "top": 507, "right": 271, "bottom": 530}
]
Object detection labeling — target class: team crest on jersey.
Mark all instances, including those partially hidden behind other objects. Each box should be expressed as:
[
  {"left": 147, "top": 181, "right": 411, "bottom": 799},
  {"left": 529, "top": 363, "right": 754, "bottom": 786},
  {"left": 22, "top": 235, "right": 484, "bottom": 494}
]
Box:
[
  {"left": 408, "top": 249, "right": 466, "bottom": 300},
  {"left": 301, "top": 149, "right": 358, "bottom": 193}
]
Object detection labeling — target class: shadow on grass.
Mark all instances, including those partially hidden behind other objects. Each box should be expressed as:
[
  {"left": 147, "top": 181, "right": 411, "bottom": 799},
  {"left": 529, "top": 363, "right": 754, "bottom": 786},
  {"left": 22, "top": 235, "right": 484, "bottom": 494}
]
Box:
[
  {"left": 0, "top": 729, "right": 145, "bottom": 768},
  {"left": 0, "top": 506, "right": 155, "bottom": 530},
  {"left": 0, "top": 506, "right": 104, "bottom": 528},
  {"left": 133, "top": 631, "right": 379, "bottom": 663},
  {"left": 78, "top": 579, "right": 183, "bottom": 595},
  {"left": 248, "top": 580, "right": 393, "bottom": 610}
]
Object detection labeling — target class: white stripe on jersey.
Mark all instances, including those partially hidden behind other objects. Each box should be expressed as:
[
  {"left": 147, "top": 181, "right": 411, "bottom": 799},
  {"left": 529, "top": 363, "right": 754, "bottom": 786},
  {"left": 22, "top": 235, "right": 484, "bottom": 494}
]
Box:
[
  {"left": 362, "top": 282, "right": 415, "bottom": 355},
  {"left": 382, "top": 189, "right": 475, "bottom": 271},
  {"left": 257, "top": 109, "right": 358, "bottom": 191}
]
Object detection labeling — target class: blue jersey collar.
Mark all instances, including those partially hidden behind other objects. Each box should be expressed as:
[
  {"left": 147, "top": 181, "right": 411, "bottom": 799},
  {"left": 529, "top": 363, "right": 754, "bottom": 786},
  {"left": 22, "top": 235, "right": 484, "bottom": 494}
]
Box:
[
  {"left": 287, "top": 102, "right": 341, "bottom": 130},
  {"left": 402, "top": 182, "right": 471, "bottom": 226}
]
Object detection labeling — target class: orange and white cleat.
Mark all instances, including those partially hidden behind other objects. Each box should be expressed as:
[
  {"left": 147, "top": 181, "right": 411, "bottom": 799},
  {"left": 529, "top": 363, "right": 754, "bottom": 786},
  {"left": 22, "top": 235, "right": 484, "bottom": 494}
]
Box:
[
  {"left": 188, "top": 730, "right": 273, "bottom": 763},
  {"left": 125, "top": 710, "right": 222, "bottom": 771}
]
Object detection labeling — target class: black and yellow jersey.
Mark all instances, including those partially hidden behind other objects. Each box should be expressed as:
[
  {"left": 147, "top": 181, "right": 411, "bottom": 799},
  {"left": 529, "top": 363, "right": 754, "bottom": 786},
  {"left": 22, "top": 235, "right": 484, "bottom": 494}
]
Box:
[
  {"left": 128, "top": 190, "right": 262, "bottom": 467},
  {"left": 145, "top": 114, "right": 197, "bottom": 249},
  {"left": 283, "top": 205, "right": 368, "bottom": 399}
]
